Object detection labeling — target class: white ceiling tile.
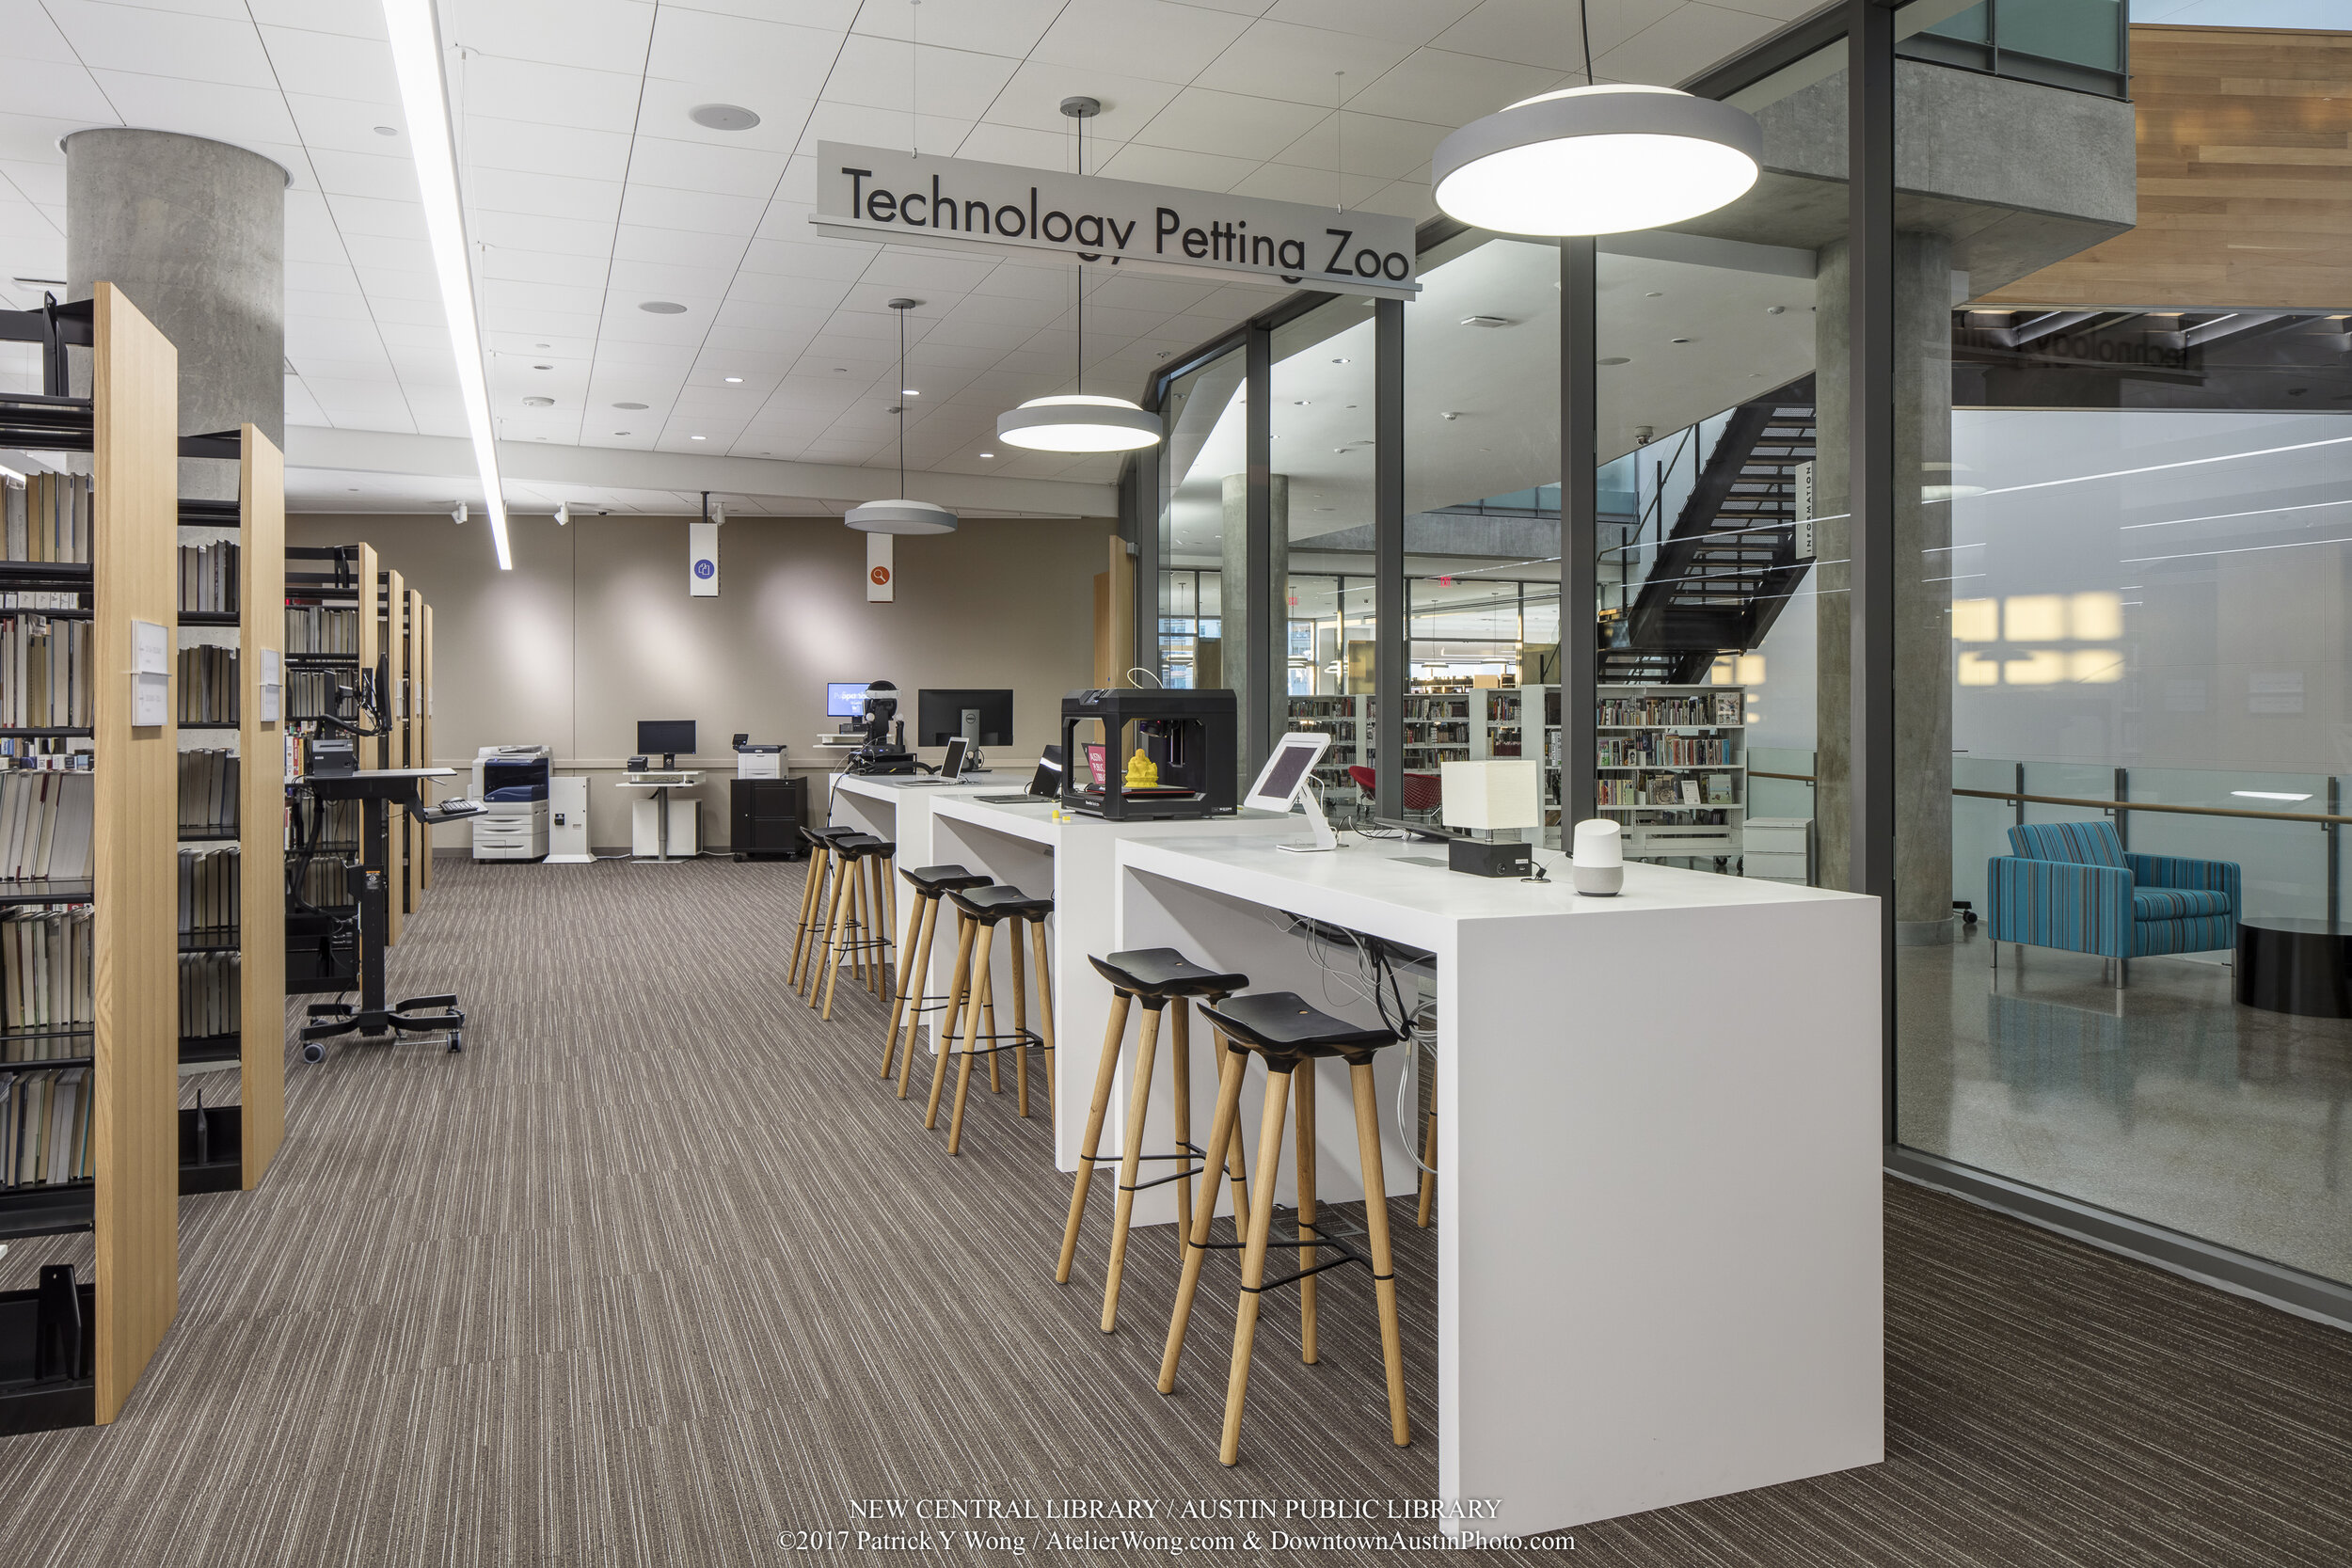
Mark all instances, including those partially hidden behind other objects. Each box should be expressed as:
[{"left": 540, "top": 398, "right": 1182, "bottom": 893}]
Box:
[
  {"left": 631, "top": 79, "right": 814, "bottom": 155},
  {"left": 1597, "top": 3, "right": 1780, "bottom": 87},
  {"left": 857, "top": 250, "right": 999, "bottom": 294},
  {"left": 458, "top": 57, "right": 646, "bottom": 134},
  {"left": 950, "top": 121, "right": 1101, "bottom": 172},
  {"left": 246, "top": 0, "right": 387, "bottom": 39},
  {"left": 470, "top": 211, "right": 615, "bottom": 258},
  {"left": 1436, "top": 0, "right": 1670, "bottom": 71},
  {"left": 2, "top": 68, "right": 119, "bottom": 121},
  {"left": 0, "top": 0, "right": 87, "bottom": 64},
  {"left": 484, "top": 277, "right": 606, "bottom": 318},
  {"left": 617, "top": 183, "right": 770, "bottom": 238},
  {"left": 1226, "top": 163, "right": 1386, "bottom": 207},
  {"left": 1092, "top": 142, "right": 1259, "bottom": 193},
  {"left": 306, "top": 147, "right": 418, "bottom": 202},
  {"left": 345, "top": 235, "right": 437, "bottom": 273},
  {"left": 282, "top": 92, "right": 412, "bottom": 156},
  {"left": 822, "top": 35, "right": 1025, "bottom": 122},
  {"left": 256, "top": 23, "right": 399, "bottom": 103},
  {"left": 449, "top": 0, "right": 655, "bottom": 75},
  {"left": 1196, "top": 20, "right": 1414, "bottom": 103},
  {"left": 326, "top": 192, "right": 429, "bottom": 241},
  {"left": 645, "top": 8, "right": 843, "bottom": 103},
  {"left": 1263, "top": 0, "right": 1478, "bottom": 45},
  {"left": 727, "top": 272, "right": 855, "bottom": 312},
  {"left": 1352, "top": 179, "right": 1438, "bottom": 221},
  {"left": 284, "top": 287, "right": 374, "bottom": 323},
  {"left": 1029, "top": 0, "right": 1256, "bottom": 85},
  {"left": 790, "top": 102, "right": 971, "bottom": 161},
  {"left": 1270, "top": 110, "right": 1450, "bottom": 182},
  {"left": 482, "top": 247, "right": 612, "bottom": 290},
  {"left": 976, "top": 61, "right": 1183, "bottom": 143},
  {"left": 1133, "top": 87, "right": 1327, "bottom": 161},
  {"left": 285, "top": 259, "right": 364, "bottom": 294},
  {"left": 46, "top": 1, "right": 276, "bottom": 86},
  {"left": 86, "top": 71, "right": 301, "bottom": 144},
  {"left": 739, "top": 238, "right": 871, "bottom": 281},
  {"left": 608, "top": 257, "right": 739, "bottom": 299},
  {"left": 462, "top": 114, "right": 634, "bottom": 182},
  {"left": 1343, "top": 48, "right": 1565, "bottom": 128},
  {"left": 469, "top": 166, "right": 625, "bottom": 224},
  {"left": 0, "top": 161, "right": 62, "bottom": 206},
  {"left": 623, "top": 135, "right": 789, "bottom": 199},
  {"left": 0, "top": 111, "right": 92, "bottom": 166}
]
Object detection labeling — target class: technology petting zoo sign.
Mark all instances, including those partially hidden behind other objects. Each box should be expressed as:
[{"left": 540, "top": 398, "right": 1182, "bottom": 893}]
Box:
[{"left": 811, "top": 143, "right": 1421, "bottom": 301}]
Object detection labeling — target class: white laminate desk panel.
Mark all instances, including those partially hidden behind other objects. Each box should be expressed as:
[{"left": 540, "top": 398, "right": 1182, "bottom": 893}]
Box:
[{"left": 1113, "top": 834, "right": 1883, "bottom": 1538}]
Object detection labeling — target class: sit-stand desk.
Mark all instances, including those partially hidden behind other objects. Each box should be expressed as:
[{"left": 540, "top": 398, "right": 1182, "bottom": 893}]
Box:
[
  {"left": 619, "top": 771, "right": 702, "bottom": 862},
  {"left": 296, "top": 768, "right": 477, "bottom": 1060}
]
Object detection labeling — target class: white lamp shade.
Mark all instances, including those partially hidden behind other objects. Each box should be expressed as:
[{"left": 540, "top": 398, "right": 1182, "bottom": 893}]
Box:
[
  {"left": 996, "top": 394, "right": 1162, "bottom": 453},
  {"left": 1432, "top": 85, "right": 1762, "bottom": 237},
  {"left": 844, "top": 499, "right": 957, "bottom": 534},
  {"left": 1572, "top": 817, "right": 1624, "bottom": 868},
  {"left": 1440, "top": 759, "right": 1540, "bottom": 832}
]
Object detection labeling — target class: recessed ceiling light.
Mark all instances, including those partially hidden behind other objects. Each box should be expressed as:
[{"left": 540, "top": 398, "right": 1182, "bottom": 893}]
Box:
[
  {"left": 2233, "top": 790, "right": 2313, "bottom": 802},
  {"left": 979, "top": 452, "right": 994, "bottom": 459},
  {"left": 690, "top": 435, "right": 707, "bottom": 441},
  {"left": 1331, "top": 357, "right": 1352, "bottom": 364},
  {"left": 614, "top": 430, "right": 630, "bottom": 435},
  {"left": 902, "top": 388, "right": 919, "bottom": 396},
  {"left": 639, "top": 300, "right": 688, "bottom": 314},
  {"left": 612, "top": 402, "right": 648, "bottom": 410},
  {"left": 689, "top": 103, "right": 762, "bottom": 132},
  {"left": 522, "top": 395, "right": 553, "bottom": 407},
  {"left": 1598, "top": 356, "right": 1630, "bottom": 365},
  {"left": 532, "top": 362, "right": 552, "bottom": 370},
  {"left": 724, "top": 375, "right": 742, "bottom": 383},
  {"left": 373, "top": 125, "right": 398, "bottom": 136},
  {"left": 1670, "top": 337, "right": 1693, "bottom": 344},
  {"left": 1293, "top": 400, "right": 1310, "bottom": 406}
]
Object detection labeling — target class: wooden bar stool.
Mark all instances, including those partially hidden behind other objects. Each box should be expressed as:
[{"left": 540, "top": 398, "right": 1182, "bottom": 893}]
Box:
[
  {"left": 1156, "top": 991, "right": 1408, "bottom": 1468},
  {"left": 791, "top": 829, "right": 872, "bottom": 998},
  {"left": 924, "top": 884, "right": 1056, "bottom": 1154},
  {"left": 882, "top": 863, "right": 993, "bottom": 1090},
  {"left": 1058, "top": 947, "right": 1256, "bottom": 1334},
  {"left": 818, "top": 836, "right": 897, "bottom": 1021}
]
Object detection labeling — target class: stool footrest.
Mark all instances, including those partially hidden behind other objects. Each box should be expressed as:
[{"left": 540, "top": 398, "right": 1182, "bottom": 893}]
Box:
[
  {"left": 958, "top": 1029, "right": 1044, "bottom": 1057},
  {"left": 1185, "top": 1212, "right": 1387, "bottom": 1293}
]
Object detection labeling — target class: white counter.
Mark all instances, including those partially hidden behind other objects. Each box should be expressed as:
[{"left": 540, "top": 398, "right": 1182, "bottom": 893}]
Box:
[{"left": 1113, "top": 832, "right": 1883, "bottom": 1537}]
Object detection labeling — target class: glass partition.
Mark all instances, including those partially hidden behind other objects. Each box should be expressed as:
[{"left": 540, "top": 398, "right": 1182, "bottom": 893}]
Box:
[{"left": 1157, "top": 342, "right": 1243, "bottom": 691}]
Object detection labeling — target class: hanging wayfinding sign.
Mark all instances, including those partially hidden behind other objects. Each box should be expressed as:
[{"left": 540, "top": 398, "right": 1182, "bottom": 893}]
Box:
[{"left": 812, "top": 142, "right": 1420, "bottom": 301}]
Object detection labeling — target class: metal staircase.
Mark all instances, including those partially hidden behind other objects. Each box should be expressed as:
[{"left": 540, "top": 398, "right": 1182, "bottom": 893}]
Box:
[{"left": 1601, "top": 377, "right": 1816, "bottom": 684}]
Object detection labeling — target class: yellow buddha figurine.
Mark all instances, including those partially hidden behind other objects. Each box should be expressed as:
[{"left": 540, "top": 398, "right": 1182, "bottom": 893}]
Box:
[{"left": 1124, "top": 747, "right": 1159, "bottom": 789}]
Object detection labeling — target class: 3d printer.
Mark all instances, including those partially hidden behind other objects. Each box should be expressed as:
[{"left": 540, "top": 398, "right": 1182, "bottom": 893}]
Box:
[
  {"left": 1058, "top": 689, "right": 1236, "bottom": 820},
  {"left": 844, "top": 678, "right": 920, "bottom": 776}
]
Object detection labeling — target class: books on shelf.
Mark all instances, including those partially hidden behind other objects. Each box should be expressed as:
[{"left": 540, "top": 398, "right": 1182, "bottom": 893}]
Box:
[
  {"left": 1598, "top": 772, "right": 1744, "bottom": 808},
  {"left": 1, "top": 911, "right": 93, "bottom": 1049},
  {"left": 177, "top": 542, "right": 240, "bottom": 614},
  {"left": 1, "top": 613, "right": 92, "bottom": 727},
  {"left": 3, "top": 473, "right": 93, "bottom": 564},
  {"left": 178, "top": 749, "right": 240, "bottom": 834},
  {"left": 0, "top": 769, "right": 94, "bottom": 881},
  {"left": 1, "top": 1065, "right": 93, "bottom": 1188},
  {"left": 1597, "top": 694, "right": 1737, "bottom": 728},
  {"left": 1599, "top": 735, "right": 1735, "bottom": 768},
  {"left": 288, "top": 668, "right": 352, "bottom": 723},
  {"left": 285, "top": 605, "right": 358, "bottom": 656},
  {"left": 178, "top": 846, "right": 241, "bottom": 937},
  {"left": 289, "top": 855, "right": 352, "bottom": 910},
  {"left": 179, "top": 953, "right": 240, "bottom": 1041},
  {"left": 176, "top": 644, "right": 239, "bottom": 723}
]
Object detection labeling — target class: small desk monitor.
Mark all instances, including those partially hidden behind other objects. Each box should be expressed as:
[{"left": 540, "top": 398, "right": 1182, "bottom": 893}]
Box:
[
  {"left": 1246, "top": 732, "right": 1336, "bottom": 852},
  {"left": 636, "top": 719, "right": 694, "bottom": 767},
  {"left": 917, "top": 689, "right": 1013, "bottom": 747},
  {"left": 826, "top": 682, "right": 870, "bottom": 719},
  {"left": 938, "top": 736, "right": 969, "bottom": 780}
]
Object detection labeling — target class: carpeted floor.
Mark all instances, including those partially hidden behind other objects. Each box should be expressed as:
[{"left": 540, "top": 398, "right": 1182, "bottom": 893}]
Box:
[{"left": 2, "top": 856, "right": 2348, "bottom": 1566}]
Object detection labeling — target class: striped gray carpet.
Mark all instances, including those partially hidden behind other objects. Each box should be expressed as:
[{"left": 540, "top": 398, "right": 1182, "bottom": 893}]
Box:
[{"left": 2, "top": 856, "right": 2347, "bottom": 1565}]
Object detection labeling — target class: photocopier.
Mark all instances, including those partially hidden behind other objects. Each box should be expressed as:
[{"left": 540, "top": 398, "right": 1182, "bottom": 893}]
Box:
[{"left": 469, "top": 744, "right": 551, "bottom": 860}]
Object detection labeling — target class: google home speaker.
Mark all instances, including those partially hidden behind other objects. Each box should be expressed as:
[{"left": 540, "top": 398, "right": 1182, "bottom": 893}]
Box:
[{"left": 1572, "top": 817, "right": 1624, "bottom": 896}]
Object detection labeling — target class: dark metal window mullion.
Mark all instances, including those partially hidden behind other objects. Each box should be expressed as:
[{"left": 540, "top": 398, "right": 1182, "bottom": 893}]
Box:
[{"left": 1375, "top": 298, "right": 1405, "bottom": 822}]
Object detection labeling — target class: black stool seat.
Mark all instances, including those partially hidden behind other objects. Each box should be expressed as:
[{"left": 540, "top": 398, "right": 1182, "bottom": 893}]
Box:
[
  {"left": 948, "top": 884, "right": 1053, "bottom": 924},
  {"left": 805, "top": 826, "right": 866, "bottom": 847},
  {"left": 1199, "top": 992, "right": 1398, "bottom": 1066},
  {"left": 1089, "top": 947, "right": 1248, "bottom": 1002},
  {"left": 903, "top": 863, "right": 992, "bottom": 895},
  {"left": 836, "top": 837, "right": 896, "bottom": 860}
]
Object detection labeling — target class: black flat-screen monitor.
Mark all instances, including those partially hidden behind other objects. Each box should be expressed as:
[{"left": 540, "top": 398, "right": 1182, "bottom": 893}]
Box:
[
  {"left": 636, "top": 720, "right": 695, "bottom": 760},
  {"left": 825, "top": 682, "right": 869, "bottom": 718},
  {"left": 918, "top": 688, "right": 1013, "bottom": 748}
]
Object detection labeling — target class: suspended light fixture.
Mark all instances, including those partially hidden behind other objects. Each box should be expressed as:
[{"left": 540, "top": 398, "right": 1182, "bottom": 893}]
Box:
[
  {"left": 1432, "top": 5, "right": 1760, "bottom": 237},
  {"left": 847, "top": 298, "right": 958, "bottom": 535},
  {"left": 996, "top": 97, "right": 1162, "bottom": 456}
]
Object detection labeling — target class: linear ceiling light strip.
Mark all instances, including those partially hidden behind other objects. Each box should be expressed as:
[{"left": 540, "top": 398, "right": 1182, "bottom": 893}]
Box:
[{"left": 383, "top": 0, "right": 512, "bottom": 570}]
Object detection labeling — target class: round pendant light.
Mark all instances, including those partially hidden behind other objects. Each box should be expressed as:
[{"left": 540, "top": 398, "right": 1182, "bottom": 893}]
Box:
[
  {"left": 998, "top": 394, "right": 1159, "bottom": 452},
  {"left": 1432, "top": 83, "right": 1761, "bottom": 237},
  {"left": 850, "top": 297, "right": 959, "bottom": 535},
  {"left": 993, "top": 96, "right": 1163, "bottom": 456}
]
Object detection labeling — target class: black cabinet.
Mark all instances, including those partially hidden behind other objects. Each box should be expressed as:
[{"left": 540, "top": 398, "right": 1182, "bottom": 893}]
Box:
[{"left": 730, "top": 776, "right": 807, "bottom": 860}]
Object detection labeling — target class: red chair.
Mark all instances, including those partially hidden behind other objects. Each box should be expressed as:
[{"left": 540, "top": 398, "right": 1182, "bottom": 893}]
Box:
[{"left": 1346, "top": 766, "right": 1443, "bottom": 818}]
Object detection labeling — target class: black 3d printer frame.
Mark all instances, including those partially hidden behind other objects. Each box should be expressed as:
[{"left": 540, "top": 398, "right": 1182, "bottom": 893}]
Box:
[{"left": 1057, "top": 688, "right": 1237, "bottom": 821}]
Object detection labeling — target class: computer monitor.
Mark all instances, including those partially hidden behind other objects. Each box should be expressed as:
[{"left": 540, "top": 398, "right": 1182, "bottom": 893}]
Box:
[
  {"left": 635, "top": 720, "right": 694, "bottom": 767},
  {"left": 826, "top": 682, "right": 872, "bottom": 719},
  {"left": 937, "top": 736, "right": 969, "bottom": 780},
  {"left": 1245, "top": 732, "right": 1336, "bottom": 853},
  {"left": 916, "top": 689, "right": 1013, "bottom": 748}
]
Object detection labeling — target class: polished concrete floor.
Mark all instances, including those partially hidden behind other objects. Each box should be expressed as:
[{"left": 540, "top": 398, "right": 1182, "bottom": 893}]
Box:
[{"left": 1898, "top": 927, "right": 2352, "bottom": 1283}]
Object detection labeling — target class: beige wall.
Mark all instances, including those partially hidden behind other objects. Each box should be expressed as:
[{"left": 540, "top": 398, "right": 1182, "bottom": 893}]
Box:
[{"left": 288, "top": 511, "right": 1113, "bottom": 850}]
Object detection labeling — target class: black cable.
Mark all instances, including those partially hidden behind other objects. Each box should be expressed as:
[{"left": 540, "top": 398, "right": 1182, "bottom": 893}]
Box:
[{"left": 1581, "top": 0, "right": 1595, "bottom": 86}]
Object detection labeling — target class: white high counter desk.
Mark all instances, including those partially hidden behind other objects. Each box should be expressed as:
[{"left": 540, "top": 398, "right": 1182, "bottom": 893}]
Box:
[{"left": 1115, "top": 833, "right": 1883, "bottom": 1536}]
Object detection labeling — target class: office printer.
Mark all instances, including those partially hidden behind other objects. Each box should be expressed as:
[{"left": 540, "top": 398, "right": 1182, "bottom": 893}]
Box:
[
  {"left": 733, "top": 733, "right": 786, "bottom": 780},
  {"left": 1059, "top": 689, "right": 1237, "bottom": 820},
  {"left": 469, "top": 744, "right": 550, "bottom": 861}
]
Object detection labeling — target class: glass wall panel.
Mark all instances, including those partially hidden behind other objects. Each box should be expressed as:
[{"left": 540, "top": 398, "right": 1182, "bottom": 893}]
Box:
[
  {"left": 1894, "top": 11, "right": 2352, "bottom": 1285},
  {"left": 1157, "top": 343, "right": 1243, "bottom": 691}
]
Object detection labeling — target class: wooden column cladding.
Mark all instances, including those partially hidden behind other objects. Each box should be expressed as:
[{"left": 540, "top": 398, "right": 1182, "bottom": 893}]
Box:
[
  {"left": 89, "top": 282, "right": 181, "bottom": 1423},
  {"left": 237, "top": 429, "right": 285, "bottom": 1188}
]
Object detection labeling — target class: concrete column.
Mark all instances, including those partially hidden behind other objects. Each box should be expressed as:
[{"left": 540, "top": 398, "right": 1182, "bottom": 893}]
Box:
[
  {"left": 1813, "top": 230, "right": 1954, "bottom": 936},
  {"left": 66, "top": 129, "right": 287, "bottom": 501},
  {"left": 1218, "top": 469, "right": 1289, "bottom": 731}
]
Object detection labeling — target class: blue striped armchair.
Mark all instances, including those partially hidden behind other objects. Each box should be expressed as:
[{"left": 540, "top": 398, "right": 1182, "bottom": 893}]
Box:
[{"left": 1985, "top": 820, "right": 2238, "bottom": 987}]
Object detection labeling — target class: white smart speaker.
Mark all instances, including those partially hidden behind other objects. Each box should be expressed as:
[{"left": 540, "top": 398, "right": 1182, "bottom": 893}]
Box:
[{"left": 1571, "top": 817, "right": 1624, "bottom": 896}]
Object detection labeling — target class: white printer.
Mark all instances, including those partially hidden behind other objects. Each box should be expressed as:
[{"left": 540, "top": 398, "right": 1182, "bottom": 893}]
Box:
[{"left": 469, "top": 744, "right": 551, "bottom": 861}]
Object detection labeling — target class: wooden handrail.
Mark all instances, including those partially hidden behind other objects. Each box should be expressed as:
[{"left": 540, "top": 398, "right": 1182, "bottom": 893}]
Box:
[{"left": 1747, "top": 768, "right": 2348, "bottom": 827}]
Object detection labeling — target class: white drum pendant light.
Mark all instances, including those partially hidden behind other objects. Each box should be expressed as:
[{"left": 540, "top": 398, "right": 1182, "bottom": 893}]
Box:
[
  {"left": 1432, "top": 6, "right": 1760, "bottom": 237},
  {"left": 848, "top": 297, "right": 958, "bottom": 535},
  {"left": 996, "top": 97, "right": 1162, "bottom": 456}
]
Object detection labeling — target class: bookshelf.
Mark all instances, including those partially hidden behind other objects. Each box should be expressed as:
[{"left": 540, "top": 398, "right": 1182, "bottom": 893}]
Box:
[
  {"left": 381, "top": 565, "right": 403, "bottom": 946},
  {"left": 232, "top": 431, "right": 283, "bottom": 1190},
  {"left": 1595, "top": 683, "right": 1745, "bottom": 863},
  {"left": 0, "top": 282, "right": 183, "bottom": 1431},
  {"left": 283, "top": 544, "right": 367, "bottom": 995},
  {"left": 417, "top": 601, "right": 433, "bottom": 894}
]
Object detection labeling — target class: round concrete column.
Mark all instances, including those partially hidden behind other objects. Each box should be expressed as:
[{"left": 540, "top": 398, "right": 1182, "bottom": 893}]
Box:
[{"left": 66, "top": 129, "right": 287, "bottom": 499}]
